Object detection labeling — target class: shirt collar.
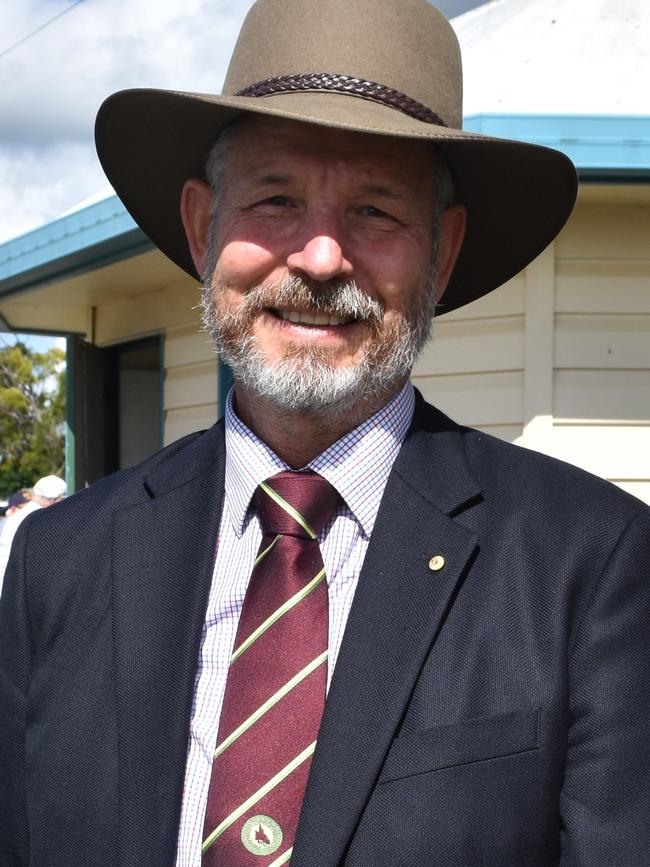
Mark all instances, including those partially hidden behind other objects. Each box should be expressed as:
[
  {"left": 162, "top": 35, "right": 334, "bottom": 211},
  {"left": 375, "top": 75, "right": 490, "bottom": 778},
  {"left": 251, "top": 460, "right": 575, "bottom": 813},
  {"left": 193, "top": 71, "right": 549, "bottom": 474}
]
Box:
[{"left": 224, "top": 382, "right": 415, "bottom": 538}]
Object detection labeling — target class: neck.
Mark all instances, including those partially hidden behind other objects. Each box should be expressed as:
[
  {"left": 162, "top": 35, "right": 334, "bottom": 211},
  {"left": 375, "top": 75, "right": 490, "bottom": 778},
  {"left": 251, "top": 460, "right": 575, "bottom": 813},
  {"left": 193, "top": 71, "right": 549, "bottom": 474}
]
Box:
[{"left": 233, "top": 382, "right": 407, "bottom": 468}]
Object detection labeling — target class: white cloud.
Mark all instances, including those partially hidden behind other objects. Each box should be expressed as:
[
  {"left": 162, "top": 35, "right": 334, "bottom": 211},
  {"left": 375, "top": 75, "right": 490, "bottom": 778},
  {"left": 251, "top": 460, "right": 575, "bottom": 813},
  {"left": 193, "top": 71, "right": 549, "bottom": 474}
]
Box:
[
  {"left": 0, "top": 0, "right": 253, "bottom": 242},
  {"left": 0, "top": 141, "right": 105, "bottom": 242}
]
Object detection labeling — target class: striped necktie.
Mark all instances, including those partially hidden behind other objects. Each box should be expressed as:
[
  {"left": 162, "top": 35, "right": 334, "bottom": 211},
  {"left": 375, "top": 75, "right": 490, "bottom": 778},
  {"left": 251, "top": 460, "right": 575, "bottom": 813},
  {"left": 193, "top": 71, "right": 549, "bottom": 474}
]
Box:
[{"left": 202, "top": 471, "right": 339, "bottom": 865}]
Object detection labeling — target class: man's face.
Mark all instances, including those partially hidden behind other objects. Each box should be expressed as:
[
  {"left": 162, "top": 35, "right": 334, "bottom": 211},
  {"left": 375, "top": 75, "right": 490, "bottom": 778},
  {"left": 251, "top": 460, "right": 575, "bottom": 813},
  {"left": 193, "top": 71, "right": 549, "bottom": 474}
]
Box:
[{"left": 186, "top": 116, "right": 462, "bottom": 417}]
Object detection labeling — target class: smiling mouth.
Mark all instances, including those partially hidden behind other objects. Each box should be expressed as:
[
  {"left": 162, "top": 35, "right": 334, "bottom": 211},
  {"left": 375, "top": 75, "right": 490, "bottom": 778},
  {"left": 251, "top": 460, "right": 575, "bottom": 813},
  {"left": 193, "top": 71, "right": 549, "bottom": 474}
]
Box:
[{"left": 270, "top": 308, "right": 356, "bottom": 327}]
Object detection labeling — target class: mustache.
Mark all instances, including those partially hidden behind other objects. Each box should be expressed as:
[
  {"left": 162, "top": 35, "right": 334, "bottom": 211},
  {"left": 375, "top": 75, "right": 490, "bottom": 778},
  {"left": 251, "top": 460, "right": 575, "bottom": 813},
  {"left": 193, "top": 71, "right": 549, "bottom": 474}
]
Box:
[{"left": 238, "top": 276, "right": 385, "bottom": 326}]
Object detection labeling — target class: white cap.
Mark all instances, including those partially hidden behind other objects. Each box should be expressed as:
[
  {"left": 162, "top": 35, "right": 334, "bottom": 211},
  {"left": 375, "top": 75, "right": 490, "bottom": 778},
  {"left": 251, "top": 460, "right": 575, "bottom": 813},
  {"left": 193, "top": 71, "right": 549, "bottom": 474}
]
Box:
[{"left": 32, "top": 475, "right": 67, "bottom": 500}]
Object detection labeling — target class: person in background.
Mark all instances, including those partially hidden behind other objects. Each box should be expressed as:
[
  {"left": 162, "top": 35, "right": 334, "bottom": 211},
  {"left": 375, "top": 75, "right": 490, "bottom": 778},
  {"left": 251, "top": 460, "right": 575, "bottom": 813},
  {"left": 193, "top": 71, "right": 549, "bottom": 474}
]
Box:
[
  {"left": 0, "top": 475, "right": 66, "bottom": 591},
  {"left": 4, "top": 490, "right": 32, "bottom": 519},
  {"left": 0, "top": 490, "right": 30, "bottom": 538}
]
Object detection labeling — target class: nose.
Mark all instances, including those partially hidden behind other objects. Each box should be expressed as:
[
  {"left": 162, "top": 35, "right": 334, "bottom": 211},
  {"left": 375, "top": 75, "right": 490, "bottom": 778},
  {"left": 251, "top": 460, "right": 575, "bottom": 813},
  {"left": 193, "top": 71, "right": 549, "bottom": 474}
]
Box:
[{"left": 286, "top": 233, "right": 354, "bottom": 282}]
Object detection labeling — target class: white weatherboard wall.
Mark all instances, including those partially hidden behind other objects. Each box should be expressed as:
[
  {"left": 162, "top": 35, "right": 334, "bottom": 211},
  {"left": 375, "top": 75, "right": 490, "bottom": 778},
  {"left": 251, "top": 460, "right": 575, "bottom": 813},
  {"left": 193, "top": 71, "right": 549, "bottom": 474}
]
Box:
[
  {"left": 413, "top": 272, "right": 526, "bottom": 443},
  {"left": 163, "top": 323, "right": 220, "bottom": 445},
  {"left": 414, "top": 193, "right": 650, "bottom": 504},
  {"left": 551, "top": 201, "right": 650, "bottom": 502}
]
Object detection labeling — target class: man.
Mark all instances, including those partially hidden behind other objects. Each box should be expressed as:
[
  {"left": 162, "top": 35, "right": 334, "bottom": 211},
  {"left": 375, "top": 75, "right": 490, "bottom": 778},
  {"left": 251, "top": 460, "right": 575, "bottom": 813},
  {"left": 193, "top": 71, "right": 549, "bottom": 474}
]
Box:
[
  {"left": 1, "top": 0, "right": 648, "bottom": 865},
  {"left": 0, "top": 475, "right": 66, "bottom": 591}
]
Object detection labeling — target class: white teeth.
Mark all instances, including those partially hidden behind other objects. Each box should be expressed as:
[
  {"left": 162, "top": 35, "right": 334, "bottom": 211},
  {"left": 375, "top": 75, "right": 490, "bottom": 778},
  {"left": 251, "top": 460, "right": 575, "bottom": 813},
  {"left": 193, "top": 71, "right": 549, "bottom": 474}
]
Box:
[{"left": 278, "top": 310, "right": 350, "bottom": 326}]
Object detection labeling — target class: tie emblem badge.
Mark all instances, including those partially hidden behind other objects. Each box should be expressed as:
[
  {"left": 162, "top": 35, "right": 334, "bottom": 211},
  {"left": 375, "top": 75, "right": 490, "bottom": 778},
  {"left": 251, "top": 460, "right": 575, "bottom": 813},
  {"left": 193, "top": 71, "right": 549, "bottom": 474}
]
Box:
[{"left": 241, "top": 815, "right": 283, "bottom": 856}]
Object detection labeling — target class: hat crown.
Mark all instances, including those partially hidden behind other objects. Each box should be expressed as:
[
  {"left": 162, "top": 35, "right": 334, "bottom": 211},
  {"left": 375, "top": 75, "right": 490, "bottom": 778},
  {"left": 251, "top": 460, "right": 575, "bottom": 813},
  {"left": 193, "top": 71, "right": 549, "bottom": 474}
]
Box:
[{"left": 222, "top": 0, "right": 462, "bottom": 129}]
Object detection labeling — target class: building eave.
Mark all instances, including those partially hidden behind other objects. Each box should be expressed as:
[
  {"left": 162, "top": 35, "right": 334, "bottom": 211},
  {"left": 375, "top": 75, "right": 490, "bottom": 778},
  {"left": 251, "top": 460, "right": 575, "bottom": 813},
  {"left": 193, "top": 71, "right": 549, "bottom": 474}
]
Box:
[
  {"left": 0, "top": 196, "right": 153, "bottom": 301},
  {"left": 464, "top": 113, "right": 650, "bottom": 179}
]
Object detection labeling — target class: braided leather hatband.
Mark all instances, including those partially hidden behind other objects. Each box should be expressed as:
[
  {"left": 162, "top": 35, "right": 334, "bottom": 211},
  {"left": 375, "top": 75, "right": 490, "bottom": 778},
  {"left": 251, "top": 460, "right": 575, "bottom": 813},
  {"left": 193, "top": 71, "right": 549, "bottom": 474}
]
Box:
[{"left": 235, "top": 73, "right": 447, "bottom": 126}]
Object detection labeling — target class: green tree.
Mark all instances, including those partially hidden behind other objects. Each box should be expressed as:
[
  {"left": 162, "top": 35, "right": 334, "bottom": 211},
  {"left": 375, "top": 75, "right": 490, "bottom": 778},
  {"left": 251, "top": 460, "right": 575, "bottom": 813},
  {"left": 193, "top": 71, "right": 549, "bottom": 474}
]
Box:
[{"left": 0, "top": 338, "right": 65, "bottom": 497}]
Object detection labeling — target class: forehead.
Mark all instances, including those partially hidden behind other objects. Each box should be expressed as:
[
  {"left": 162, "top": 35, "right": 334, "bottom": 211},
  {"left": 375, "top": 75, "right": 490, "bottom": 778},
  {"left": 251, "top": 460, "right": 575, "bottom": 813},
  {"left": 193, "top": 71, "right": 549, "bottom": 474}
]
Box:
[{"left": 223, "top": 115, "right": 435, "bottom": 188}]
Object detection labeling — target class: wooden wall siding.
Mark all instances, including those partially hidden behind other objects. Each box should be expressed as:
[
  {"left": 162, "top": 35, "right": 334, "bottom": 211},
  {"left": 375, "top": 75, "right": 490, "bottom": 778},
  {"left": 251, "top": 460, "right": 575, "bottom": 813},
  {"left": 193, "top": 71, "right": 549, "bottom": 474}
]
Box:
[
  {"left": 555, "top": 204, "right": 650, "bottom": 261},
  {"left": 547, "top": 424, "right": 650, "bottom": 479},
  {"left": 556, "top": 261, "right": 650, "bottom": 314},
  {"left": 414, "top": 370, "right": 524, "bottom": 431},
  {"left": 164, "top": 325, "right": 216, "bottom": 369},
  {"left": 555, "top": 314, "right": 650, "bottom": 371},
  {"left": 163, "top": 324, "right": 218, "bottom": 446},
  {"left": 417, "top": 316, "right": 525, "bottom": 375},
  {"left": 165, "top": 360, "right": 218, "bottom": 410},
  {"left": 555, "top": 370, "right": 650, "bottom": 421},
  {"left": 550, "top": 202, "right": 650, "bottom": 503},
  {"left": 412, "top": 273, "right": 526, "bottom": 439},
  {"left": 164, "top": 404, "right": 218, "bottom": 447},
  {"left": 435, "top": 276, "right": 526, "bottom": 320}
]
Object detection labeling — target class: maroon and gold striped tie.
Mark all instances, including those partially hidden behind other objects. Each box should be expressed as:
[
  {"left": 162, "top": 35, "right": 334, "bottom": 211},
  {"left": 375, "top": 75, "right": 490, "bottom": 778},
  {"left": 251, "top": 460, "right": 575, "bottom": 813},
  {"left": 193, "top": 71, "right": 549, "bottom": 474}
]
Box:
[{"left": 202, "top": 471, "right": 339, "bottom": 865}]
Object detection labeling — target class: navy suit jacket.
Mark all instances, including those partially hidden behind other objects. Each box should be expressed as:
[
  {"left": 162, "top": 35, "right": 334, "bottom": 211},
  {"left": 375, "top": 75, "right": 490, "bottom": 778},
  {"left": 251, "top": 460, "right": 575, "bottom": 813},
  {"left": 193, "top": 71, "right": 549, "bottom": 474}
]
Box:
[{"left": 1, "top": 395, "right": 649, "bottom": 865}]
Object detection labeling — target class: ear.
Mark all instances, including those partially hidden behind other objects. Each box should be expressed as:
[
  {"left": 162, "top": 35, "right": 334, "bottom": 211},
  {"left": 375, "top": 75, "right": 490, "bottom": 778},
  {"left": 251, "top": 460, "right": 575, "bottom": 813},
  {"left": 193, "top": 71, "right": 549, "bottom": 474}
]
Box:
[
  {"left": 433, "top": 204, "right": 467, "bottom": 303},
  {"left": 180, "top": 178, "right": 215, "bottom": 278}
]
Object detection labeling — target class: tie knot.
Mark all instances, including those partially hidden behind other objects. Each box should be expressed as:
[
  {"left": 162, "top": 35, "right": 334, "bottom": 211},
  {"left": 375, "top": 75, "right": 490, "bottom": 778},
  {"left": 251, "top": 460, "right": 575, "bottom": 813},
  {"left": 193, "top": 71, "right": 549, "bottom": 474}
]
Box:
[{"left": 254, "top": 471, "right": 340, "bottom": 539}]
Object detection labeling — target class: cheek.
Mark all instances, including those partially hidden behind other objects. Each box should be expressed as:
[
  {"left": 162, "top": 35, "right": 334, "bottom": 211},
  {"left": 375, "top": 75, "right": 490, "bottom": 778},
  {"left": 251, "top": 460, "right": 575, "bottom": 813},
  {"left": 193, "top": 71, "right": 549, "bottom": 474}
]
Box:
[
  {"left": 361, "top": 241, "right": 431, "bottom": 306},
  {"left": 215, "top": 238, "right": 281, "bottom": 287},
  {"left": 372, "top": 277, "right": 426, "bottom": 322}
]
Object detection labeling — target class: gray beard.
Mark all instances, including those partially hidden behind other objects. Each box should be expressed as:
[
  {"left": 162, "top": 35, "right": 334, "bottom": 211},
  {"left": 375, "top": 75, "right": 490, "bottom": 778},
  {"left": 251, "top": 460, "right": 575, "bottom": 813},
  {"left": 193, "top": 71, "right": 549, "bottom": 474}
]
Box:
[{"left": 201, "top": 274, "right": 436, "bottom": 418}]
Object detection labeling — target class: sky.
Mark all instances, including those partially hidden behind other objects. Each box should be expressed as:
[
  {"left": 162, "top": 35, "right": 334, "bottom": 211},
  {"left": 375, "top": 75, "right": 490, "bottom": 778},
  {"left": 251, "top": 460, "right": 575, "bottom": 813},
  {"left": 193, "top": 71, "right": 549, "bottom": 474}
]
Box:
[
  {"left": 1, "top": 0, "right": 249, "bottom": 244},
  {"left": 0, "top": 0, "right": 485, "bottom": 247}
]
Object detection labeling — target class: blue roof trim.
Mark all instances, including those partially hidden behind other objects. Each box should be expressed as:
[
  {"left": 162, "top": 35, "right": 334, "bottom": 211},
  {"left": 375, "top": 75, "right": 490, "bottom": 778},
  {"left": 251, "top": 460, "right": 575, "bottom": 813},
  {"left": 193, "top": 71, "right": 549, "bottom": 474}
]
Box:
[
  {"left": 464, "top": 113, "right": 650, "bottom": 172},
  {"left": 0, "top": 196, "right": 152, "bottom": 298},
  {"left": 0, "top": 114, "right": 648, "bottom": 298}
]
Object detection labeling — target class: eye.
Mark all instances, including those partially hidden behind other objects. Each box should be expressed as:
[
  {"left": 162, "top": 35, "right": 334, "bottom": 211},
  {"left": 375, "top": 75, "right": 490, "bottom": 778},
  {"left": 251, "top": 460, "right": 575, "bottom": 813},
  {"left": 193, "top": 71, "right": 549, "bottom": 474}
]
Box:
[
  {"left": 261, "top": 195, "right": 293, "bottom": 208},
  {"left": 359, "top": 205, "right": 393, "bottom": 219}
]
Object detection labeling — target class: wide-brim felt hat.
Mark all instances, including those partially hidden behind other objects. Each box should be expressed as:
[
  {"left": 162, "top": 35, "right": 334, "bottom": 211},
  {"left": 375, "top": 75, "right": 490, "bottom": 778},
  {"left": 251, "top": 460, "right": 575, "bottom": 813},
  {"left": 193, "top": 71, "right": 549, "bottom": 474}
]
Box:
[{"left": 95, "top": 0, "right": 578, "bottom": 314}]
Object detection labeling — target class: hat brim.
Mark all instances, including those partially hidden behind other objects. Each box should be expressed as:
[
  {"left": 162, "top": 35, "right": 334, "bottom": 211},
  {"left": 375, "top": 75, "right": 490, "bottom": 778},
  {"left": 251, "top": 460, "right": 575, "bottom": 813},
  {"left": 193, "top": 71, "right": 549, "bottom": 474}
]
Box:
[{"left": 95, "top": 88, "right": 577, "bottom": 314}]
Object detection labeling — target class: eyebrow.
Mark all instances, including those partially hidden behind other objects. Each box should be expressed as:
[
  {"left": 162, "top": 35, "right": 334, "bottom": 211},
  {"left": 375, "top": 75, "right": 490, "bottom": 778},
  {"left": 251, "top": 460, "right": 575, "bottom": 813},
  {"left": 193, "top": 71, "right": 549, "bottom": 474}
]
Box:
[
  {"left": 249, "top": 173, "right": 293, "bottom": 188},
  {"left": 243, "top": 175, "right": 408, "bottom": 199},
  {"left": 356, "top": 183, "right": 406, "bottom": 200}
]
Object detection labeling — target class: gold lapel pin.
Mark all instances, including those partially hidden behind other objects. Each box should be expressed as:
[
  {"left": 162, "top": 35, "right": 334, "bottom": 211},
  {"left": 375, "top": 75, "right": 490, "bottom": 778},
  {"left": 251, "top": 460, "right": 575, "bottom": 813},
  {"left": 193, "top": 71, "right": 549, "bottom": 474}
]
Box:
[{"left": 428, "top": 555, "right": 445, "bottom": 572}]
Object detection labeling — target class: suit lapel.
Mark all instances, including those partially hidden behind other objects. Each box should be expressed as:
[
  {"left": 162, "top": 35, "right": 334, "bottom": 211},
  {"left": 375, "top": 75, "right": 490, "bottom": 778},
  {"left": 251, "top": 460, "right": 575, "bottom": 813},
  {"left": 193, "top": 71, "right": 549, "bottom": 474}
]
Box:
[
  {"left": 112, "top": 424, "right": 226, "bottom": 866},
  {"left": 293, "top": 401, "right": 481, "bottom": 867}
]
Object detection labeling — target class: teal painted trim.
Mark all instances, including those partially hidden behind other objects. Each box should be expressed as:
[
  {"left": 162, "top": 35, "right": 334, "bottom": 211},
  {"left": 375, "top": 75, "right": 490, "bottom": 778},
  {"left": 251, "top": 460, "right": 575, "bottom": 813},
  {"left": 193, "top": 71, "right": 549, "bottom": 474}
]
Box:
[
  {"left": 0, "top": 230, "right": 153, "bottom": 299},
  {"left": 463, "top": 114, "right": 650, "bottom": 172},
  {"left": 0, "top": 195, "right": 153, "bottom": 298},
  {"left": 64, "top": 337, "right": 75, "bottom": 494},
  {"left": 1, "top": 196, "right": 135, "bottom": 277},
  {"left": 218, "top": 358, "right": 234, "bottom": 418}
]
